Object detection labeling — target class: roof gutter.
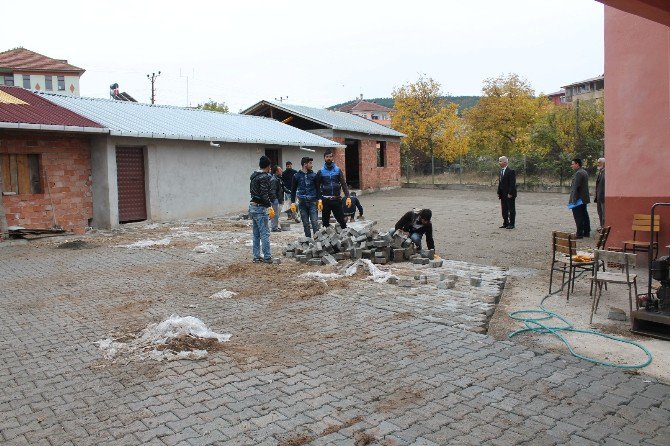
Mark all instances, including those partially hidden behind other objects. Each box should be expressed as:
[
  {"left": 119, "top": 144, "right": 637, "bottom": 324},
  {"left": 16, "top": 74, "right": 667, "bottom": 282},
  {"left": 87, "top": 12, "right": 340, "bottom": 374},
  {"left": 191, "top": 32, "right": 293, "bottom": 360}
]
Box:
[{"left": 0, "top": 122, "right": 108, "bottom": 133}]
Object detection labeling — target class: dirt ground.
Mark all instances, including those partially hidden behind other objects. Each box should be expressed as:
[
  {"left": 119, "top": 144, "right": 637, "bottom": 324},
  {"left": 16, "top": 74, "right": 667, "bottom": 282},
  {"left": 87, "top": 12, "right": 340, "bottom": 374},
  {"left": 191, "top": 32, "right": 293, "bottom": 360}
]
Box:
[{"left": 360, "top": 187, "right": 669, "bottom": 382}]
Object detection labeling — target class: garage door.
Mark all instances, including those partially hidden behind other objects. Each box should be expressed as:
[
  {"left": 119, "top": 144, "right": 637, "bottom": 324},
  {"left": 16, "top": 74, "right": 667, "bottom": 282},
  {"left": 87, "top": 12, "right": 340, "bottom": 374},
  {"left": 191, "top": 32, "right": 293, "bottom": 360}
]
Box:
[{"left": 116, "top": 147, "right": 147, "bottom": 223}]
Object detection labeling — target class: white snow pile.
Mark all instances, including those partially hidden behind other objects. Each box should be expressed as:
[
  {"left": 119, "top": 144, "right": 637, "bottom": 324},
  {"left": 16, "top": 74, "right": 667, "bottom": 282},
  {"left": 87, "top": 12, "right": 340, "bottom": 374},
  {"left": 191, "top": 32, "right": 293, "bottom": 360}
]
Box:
[
  {"left": 96, "top": 315, "right": 231, "bottom": 362},
  {"left": 194, "top": 243, "right": 218, "bottom": 253},
  {"left": 118, "top": 237, "right": 171, "bottom": 249},
  {"left": 299, "top": 259, "right": 397, "bottom": 284},
  {"left": 209, "top": 289, "right": 237, "bottom": 299}
]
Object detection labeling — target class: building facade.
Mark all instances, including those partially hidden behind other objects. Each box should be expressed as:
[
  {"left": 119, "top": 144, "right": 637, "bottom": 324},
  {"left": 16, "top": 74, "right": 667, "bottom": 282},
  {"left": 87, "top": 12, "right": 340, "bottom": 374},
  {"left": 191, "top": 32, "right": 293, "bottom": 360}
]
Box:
[
  {"left": 335, "top": 99, "right": 393, "bottom": 127},
  {"left": 562, "top": 75, "right": 604, "bottom": 103},
  {"left": 0, "top": 48, "right": 84, "bottom": 96}
]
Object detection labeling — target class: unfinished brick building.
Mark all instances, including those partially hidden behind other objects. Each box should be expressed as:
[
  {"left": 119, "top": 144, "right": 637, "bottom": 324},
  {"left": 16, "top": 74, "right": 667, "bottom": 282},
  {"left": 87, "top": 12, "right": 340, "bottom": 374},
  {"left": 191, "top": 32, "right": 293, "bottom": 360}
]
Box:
[{"left": 242, "top": 100, "right": 404, "bottom": 191}]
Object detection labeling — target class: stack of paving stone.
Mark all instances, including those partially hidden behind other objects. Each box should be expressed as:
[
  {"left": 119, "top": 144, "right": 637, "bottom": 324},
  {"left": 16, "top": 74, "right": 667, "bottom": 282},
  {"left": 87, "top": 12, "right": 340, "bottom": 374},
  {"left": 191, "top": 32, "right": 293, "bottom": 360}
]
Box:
[{"left": 283, "top": 224, "right": 442, "bottom": 266}]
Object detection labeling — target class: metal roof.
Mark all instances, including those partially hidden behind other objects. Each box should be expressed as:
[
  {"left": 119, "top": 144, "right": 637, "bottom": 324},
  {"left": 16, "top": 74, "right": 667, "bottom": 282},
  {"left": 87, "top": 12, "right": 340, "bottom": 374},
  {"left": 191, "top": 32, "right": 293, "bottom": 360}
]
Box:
[
  {"left": 0, "top": 86, "right": 105, "bottom": 132},
  {"left": 561, "top": 75, "right": 604, "bottom": 89},
  {"left": 242, "top": 100, "right": 404, "bottom": 138},
  {"left": 37, "top": 92, "right": 344, "bottom": 148}
]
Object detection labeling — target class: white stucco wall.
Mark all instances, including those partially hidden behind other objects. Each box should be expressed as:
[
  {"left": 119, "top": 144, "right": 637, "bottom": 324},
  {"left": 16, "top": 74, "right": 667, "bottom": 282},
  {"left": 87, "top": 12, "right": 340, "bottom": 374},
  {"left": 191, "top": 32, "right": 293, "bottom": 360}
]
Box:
[
  {"left": 11, "top": 72, "right": 80, "bottom": 96},
  {"left": 89, "top": 136, "right": 318, "bottom": 228}
]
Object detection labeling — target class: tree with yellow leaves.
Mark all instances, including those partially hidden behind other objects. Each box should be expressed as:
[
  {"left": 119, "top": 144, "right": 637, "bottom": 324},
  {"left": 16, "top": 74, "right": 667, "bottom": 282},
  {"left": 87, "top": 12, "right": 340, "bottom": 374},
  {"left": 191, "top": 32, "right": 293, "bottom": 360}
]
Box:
[
  {"left": 465, "top": 73, "right": 550, "bottom": 159},
  {"left": 392, "top": 76, "right": 469, "bottom": 184}
]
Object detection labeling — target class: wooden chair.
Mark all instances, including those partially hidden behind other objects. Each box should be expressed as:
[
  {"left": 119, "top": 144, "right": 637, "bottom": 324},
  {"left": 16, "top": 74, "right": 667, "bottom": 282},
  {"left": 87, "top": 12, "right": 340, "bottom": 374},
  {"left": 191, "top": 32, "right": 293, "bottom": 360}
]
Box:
[
  {"left": 550, "top": 231, "right": 596, "bottom": 301},
  {"left": 595, "top": 226, "right": 611, "bottom": 250},
  {"left": 623, "top": 215, "right": 660, "bottom": 259},
  {"left": 589, "top": 250, "right": 637, "bottom": 324}
]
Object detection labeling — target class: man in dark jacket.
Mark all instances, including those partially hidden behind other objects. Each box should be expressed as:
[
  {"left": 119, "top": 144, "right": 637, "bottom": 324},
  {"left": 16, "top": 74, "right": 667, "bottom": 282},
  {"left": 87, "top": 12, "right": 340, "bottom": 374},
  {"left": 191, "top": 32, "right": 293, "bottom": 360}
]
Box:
[
  {"left": 249, "top": 156, "right": 275, "bottom": 262},
  {"left": 569, "top": 158, "right": 591, "bottom": 238},
  {"left": 291, "top": 157, "right": 319, "bottom": 237},
  {"left": 270, "top": 165, "right": 284, "bottom": 232},
  {"left": 497, "top": 155, "right": 517, "bottom": 229},
  {"left": 314, "top": 149, "right": 350, "bottom": 229},
  {"left": 342, "top": 191, "right": 363, "bottom": 222},
  {"left": 281, "top": 161, "right": 299, "bottom": 221},
  {"left": 394, "top": 208, "right": 435, "bottom": 251}
]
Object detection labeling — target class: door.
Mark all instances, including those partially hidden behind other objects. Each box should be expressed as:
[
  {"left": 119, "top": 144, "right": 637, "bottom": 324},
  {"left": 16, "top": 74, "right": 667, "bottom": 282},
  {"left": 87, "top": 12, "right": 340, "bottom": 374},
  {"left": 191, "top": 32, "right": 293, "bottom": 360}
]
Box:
[
  {"left": 116, "top": 147, "right": 147, "bottom": 223},
  {"left": 265, "top": 148, "right": 279, "bottom": 168},
  {"left": 344, "top": 139, "right": 360, "bottom": 189}
]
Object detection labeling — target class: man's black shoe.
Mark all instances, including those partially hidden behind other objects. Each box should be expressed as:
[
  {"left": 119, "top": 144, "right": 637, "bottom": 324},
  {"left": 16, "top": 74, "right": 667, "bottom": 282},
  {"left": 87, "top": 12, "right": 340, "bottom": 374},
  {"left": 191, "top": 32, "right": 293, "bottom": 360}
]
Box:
[
  {"left": 499, "top": 225, "right": 508, "bottom": 229},
  {"left": 506, "top": 225, "right": 515, "bottom": 229}
]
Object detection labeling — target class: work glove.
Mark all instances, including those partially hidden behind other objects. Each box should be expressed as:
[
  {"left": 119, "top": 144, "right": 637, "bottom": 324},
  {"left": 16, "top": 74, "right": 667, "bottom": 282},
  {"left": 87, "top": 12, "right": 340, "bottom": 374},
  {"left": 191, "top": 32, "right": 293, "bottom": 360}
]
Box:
[
  {"left": 434, "top": 254, "right": 441, "bottom": 260},
  {"left": 346, "top": 197, "right": 352, "bottom": 207},
  {"left": 268, "top": 207, "right": 275, "bottom": 220},
  {"left": 290, "top": 203, "right": 297, "bottom": 213},
  {"left": 317, "top": 200, "right": 323, "bottom": 211}
]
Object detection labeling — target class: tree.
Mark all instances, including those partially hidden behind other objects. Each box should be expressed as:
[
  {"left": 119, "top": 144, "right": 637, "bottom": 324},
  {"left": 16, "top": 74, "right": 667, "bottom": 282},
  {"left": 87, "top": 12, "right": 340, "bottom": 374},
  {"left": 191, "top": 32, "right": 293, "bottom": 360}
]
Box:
[
  {"left": 465, "top": 73, "right": 549, "bottom": 158},
  {"left": 196, "top": 100, "right": 229, "bottom": 113},
  {"left": 391, "top": 76, "right": 469, "bottom": 184}
]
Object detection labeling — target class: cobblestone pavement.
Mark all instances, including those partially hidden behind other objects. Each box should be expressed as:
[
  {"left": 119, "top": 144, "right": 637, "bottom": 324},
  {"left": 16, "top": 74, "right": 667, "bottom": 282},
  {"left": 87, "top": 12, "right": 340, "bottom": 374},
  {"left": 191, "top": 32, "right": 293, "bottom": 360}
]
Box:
[{"left": 2, "top": 236, "right": 670, "bottom": 446}]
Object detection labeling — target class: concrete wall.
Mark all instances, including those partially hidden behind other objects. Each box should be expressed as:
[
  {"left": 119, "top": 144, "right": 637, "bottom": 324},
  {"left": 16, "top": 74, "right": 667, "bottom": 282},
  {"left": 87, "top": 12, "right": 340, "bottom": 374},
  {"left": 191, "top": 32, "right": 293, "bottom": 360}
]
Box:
[
  {"left": 1, "top": 130, "right": 92, "bottom": 233},
  {"left": 604, "top": 6, "right": 670, "bottom": 249},
  {"left": 90, "top": 137, "right": 313, "bottom": 228}
]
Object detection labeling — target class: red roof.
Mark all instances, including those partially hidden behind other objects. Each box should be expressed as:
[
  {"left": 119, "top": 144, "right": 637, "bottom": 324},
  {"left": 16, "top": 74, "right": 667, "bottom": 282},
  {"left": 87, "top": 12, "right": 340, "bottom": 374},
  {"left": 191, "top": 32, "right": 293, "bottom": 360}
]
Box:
[
  {"left": 0, "top": 48, "right": 85, "bottom": 74},
  {"left": 0, "top": 86, "right": 103, "bottom": 128},
  {"left": 338, "top": 100, "right": 392, "bottom": 113}
]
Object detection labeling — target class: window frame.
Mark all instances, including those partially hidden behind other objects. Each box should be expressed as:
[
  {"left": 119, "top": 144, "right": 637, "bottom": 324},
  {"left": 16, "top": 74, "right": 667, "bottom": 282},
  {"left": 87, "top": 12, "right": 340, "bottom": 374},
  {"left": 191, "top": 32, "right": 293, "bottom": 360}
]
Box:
[
  {"left": 1, "top": 153, "right": 43, "bottom": 195},
  {"left": 22, "top": 74, "right": 31, "bottom": 89},
  {"left": 57, "top": 76, "right": 65, "bottom": 91},
  {"left": 3, "top": 75, "right": 14, "bottom": 86},
  {"left": 45, "top": 76, "right": 53, "bottom": 91},
  {"left": 376, "top": 141, "right": 386, "bottom": 168}
]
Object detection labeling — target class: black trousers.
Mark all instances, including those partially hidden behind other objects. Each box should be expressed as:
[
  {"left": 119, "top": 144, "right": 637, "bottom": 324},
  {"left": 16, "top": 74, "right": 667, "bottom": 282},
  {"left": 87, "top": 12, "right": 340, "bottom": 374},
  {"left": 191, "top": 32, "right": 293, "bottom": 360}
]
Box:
[
  {"left": 322, "top": 198, "right": 347, "bottom": 229},
  {"left": 500, "top": 197, "right": 516, "bottom": 226},
  {"left": 572, "top": 204, "right": 591, "bottom": 237}
]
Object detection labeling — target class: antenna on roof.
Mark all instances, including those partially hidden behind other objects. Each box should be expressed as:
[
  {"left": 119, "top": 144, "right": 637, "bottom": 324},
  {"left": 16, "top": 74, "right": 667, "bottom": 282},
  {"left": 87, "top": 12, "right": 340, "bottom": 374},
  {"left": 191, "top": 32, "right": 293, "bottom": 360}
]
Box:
[
  {"left": 147, "top": 71, "right": 161, "bottom": 104},
  {"left": 275, "top": 96, "right": 288, "bottom": 102}
]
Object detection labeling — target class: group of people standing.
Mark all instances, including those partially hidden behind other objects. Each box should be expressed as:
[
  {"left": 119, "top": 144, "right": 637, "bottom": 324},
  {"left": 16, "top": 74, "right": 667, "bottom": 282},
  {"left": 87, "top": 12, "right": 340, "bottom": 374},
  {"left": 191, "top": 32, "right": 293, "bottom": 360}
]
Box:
[
  {"left": 248, "top": 149, "right": 364, "bottom": 263},
  {"left": 496, "top": 155, "right": 606, "bottom": 238}
]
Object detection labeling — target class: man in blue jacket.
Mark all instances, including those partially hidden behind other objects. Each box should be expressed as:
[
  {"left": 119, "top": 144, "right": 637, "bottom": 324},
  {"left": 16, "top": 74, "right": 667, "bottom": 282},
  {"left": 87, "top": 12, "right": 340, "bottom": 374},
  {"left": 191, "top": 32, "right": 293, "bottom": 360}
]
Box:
[
  {"left": 290, "top": 157, "right": 319, "bottom": 237},
  {"left": 315, "top": 149, "right": 350, "bottom": 230}
]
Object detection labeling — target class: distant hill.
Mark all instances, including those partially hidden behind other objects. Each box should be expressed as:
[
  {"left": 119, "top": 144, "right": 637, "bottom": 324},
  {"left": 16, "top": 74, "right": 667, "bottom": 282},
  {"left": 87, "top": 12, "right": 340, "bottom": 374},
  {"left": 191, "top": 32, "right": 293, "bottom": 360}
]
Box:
[{"left": 330, "top": 96, "right": 480, "bottom": 114}]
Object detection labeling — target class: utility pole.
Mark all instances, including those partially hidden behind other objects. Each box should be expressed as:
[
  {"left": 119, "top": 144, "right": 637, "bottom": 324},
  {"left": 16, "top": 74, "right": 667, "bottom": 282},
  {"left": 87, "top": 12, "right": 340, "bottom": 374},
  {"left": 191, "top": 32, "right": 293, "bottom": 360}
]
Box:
[
  {"left": 147, "top": 71, "right": 161, "bottom": 104},
  {"left": 275, "top": 96, "right": 288, "bottom": 102}
]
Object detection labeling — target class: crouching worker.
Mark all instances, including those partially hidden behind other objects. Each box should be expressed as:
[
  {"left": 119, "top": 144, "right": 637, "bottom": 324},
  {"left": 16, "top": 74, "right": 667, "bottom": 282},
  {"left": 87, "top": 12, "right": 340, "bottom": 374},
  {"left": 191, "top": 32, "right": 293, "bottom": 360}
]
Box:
[
  {"left": 393, "top": 208, "right": 435, "bottom": 251},
  {"left": 342, "top": 191, "right": 363, "bottom": 222}
]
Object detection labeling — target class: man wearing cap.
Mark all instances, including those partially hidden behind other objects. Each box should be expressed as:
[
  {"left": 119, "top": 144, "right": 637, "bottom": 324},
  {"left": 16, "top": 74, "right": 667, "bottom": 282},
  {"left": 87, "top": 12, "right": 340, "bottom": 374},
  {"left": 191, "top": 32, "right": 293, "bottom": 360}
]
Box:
[
  {"left": 315, "top": 149, "right": 350, "bottom": 230},
  {"left": 249, "top": 155, "right": 275, "bottom": 263},
  {"left": 290, "top": 157, "right": 319, "bottom": 237},
  {"left": 281, "top": 161, "right": 299, "bottom": 222}
]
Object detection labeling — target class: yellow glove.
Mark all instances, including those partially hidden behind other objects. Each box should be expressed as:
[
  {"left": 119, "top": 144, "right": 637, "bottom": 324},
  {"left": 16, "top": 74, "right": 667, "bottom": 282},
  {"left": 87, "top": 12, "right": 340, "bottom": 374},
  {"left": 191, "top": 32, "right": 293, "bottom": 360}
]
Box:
[
  {"left": 290, "top": 203, "right": 297, "bottom": 213},
  {"left": 346, "top": 197, "right": 352, "bottom": 207},
  {"left": 268, "top": 207, "right": 275, "bottom": 220},
  {"left": 434, "top": 255, "right": 441, "bottom": 260},
  {"left": 317, "top": 200, "right": 323, "bottom": 211}
]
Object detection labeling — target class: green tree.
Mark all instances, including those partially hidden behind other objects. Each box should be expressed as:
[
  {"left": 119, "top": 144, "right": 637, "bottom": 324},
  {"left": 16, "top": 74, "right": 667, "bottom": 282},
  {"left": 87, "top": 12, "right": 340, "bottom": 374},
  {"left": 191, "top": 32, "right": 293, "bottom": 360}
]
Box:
[
  {"left": 196, "top": 100, "right": 229, "bottom": 113},
  {"left": 391, "top": 76, "right": 469, "bottom": 184}
]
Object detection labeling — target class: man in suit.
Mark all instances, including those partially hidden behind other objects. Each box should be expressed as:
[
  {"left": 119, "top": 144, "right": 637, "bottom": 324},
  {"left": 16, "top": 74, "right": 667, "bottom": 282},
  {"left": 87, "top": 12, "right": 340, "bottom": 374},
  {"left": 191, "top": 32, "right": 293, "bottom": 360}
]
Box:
[
  {"left": 569, "top": 158, "right": 591, "bottom": 238},
  {"left": 497, "top": 156, "right": 517, "bottom": 229},
  {"left": 594, "top": 157, "right": 605, "bottom": 228}
]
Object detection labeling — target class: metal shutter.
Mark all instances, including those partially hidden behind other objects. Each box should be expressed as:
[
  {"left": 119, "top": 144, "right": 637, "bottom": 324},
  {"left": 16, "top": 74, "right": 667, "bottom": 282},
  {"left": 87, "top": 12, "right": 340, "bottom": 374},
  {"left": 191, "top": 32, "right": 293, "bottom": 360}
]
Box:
[{"left": 116, "top": 147, "right": 147, "bottom": 223}]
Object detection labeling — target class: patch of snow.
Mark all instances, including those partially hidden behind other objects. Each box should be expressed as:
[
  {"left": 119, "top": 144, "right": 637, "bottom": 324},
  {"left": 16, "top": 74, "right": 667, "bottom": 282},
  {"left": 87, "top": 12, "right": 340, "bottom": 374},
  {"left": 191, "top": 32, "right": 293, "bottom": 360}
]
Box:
[
  {"left": 144, "top": 223, "right": 159, "bottom": 230},
  {"left": 210, "top": 289, "right": 237, "bottom": 299},
  {"left": 96, "top": 315, "right": 231, "bottom": 362},
  {"left": 300, "top": 272, "right": 342, "bottom": 281},
  {"left": 194, "top": 243, "right": 218, "bottom": 253},
  {"left": 118, "top": 238, "right": 171, "bottom": 248},
  {"left": 344, "top": 259, "right": 398, "bottom": 284}
]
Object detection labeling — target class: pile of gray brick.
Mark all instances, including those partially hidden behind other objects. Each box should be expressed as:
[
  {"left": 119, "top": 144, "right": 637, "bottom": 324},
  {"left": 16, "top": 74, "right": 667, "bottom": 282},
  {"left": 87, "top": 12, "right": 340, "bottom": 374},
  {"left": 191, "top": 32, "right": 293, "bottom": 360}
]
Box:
[{"left": 283, "top": 223, "right": 442, "bottom": 266}]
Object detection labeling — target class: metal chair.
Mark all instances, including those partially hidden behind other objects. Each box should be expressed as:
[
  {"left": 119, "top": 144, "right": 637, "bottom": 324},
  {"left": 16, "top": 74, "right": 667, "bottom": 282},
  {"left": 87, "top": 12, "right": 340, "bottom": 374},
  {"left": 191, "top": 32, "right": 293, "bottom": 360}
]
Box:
[
  {"left": 589, "top": 250, "right": 637, "bottom": 324},
  {"left": 550, "top": 231, "right": 596, "bottom": 301}
]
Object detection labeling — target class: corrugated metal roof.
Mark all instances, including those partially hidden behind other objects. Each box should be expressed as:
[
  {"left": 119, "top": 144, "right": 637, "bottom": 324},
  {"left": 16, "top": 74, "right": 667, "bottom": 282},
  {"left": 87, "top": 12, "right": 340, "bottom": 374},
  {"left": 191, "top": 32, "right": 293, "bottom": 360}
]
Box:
[
  {"left": 0, "top": 48, "right": 85, "bottom": 74},
  {"left": 37, "top": 92, "right": 343, "bottom": 148},
  {"left": 337, "top": 99, "right": 392, "bottom": 113},
  {"left": 243, "top": 100, "right": 404, "bottom": 137},
  {"left": 561, "top": 75, "right": 604, "bottom": 89},
  {"left": 0, "top": 86, "right": 104, "bottom": 129}
]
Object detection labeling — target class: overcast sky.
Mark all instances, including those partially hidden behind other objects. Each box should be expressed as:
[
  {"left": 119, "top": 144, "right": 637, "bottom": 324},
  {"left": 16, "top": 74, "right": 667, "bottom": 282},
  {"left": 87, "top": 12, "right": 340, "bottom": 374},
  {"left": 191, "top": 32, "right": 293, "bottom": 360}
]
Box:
[{"left": 1, "top": 0, "right": 604, "bottom": 112}]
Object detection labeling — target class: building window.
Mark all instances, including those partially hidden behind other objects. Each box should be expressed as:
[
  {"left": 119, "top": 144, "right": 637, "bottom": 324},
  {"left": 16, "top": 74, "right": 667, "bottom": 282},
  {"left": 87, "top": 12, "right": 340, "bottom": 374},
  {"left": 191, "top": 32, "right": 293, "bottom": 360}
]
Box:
[
  {"left": 22, "top": 75, "right": 31, "bottom": 89},
  {"left": 376, "top": 141, "right": 386, "bottom": 167},
  {"left": 371, "top": 114, "right": 380, "bottom": 120},
  {"left": 57, "top": 76, "right": 65, "bottom": 91},
  {"left": 3, "top": 75, "right": 14, "bottom": 86},
  {"left": 1, "top": 154, "right": 43, "bottom": 194},
  {"left": 45, "top": 76, "right": 53, "bottom": 91}
]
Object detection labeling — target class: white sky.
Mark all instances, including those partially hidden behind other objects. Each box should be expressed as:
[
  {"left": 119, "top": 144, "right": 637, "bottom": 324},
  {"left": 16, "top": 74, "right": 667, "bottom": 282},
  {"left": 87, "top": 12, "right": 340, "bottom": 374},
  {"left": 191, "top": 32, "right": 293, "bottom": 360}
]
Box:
[{"left": 0, "top": 0, "right": 604, "bottom": 112}]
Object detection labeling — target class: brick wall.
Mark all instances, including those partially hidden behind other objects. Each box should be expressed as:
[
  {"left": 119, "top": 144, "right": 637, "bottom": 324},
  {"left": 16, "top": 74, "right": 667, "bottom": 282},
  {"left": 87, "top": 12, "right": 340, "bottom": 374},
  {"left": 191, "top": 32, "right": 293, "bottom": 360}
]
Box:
[
  {"left": 1, "top": 131, "right": 92, "bottom": 234},
  {"left": 329, "top": 137, "right": 401, "bottom": 191}
]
